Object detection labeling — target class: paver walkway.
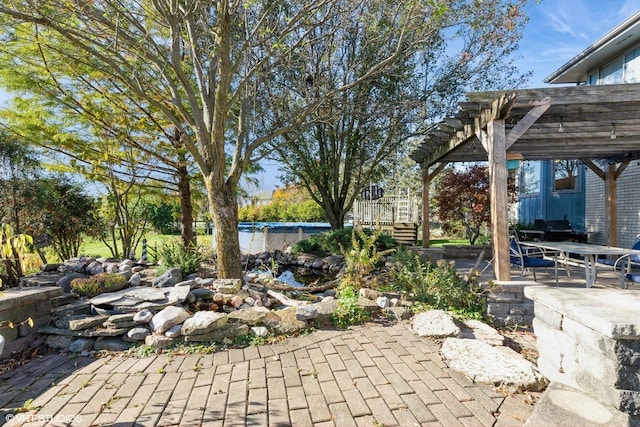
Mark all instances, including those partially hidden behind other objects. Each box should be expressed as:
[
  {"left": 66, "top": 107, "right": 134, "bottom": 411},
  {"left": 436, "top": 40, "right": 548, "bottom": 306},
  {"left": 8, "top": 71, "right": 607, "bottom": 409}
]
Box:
[{"left": 0, "top": 321, "right": 535, "bottom": 426}]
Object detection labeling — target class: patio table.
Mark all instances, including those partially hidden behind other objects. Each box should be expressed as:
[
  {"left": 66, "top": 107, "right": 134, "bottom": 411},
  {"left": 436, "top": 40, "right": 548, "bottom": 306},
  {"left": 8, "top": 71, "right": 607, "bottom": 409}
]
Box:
[{"left": 518, "top": 241, "right": 640, "bottom": 288}]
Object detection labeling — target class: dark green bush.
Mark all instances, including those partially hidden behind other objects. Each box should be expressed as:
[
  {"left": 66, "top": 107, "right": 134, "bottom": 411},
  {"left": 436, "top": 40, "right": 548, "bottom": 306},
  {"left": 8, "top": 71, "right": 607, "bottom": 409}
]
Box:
[{"left": 293, "top": 227, "right": 397, "bottom": 257}]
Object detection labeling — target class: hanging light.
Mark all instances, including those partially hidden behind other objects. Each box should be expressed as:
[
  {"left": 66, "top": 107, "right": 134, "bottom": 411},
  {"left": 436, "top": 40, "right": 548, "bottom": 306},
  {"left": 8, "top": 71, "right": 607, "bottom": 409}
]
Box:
[
  {"left": 558, "top": 116, "right": 564, "bottom": 133},
  {"left": 611, "top": 123, "right": 617, "bottom": 140}
]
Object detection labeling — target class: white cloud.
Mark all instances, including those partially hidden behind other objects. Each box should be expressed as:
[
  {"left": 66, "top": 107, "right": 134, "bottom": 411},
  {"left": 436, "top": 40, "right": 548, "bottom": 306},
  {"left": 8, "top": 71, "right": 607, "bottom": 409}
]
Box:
[{"left": 539, "top": 8, "right": 590, "bottom": 41}]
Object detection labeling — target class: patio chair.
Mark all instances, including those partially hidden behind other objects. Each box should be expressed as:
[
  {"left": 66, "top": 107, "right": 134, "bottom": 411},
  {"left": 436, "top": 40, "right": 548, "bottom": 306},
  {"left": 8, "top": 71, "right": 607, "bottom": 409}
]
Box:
[
  {"left": 613, "top": 251, "right": 640, "bottom": 289},
  {"left": 598, "top": 240, "right": 640, "bottom": 267},
  {"left": 509, "top": 235, "right": 558, "bottom": 284}
]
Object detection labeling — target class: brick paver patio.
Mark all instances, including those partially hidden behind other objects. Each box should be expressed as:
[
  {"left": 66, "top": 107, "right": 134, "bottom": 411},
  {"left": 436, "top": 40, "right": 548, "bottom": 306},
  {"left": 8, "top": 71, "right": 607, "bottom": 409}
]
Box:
[{"left": 0, "top": 321, "right": 536, "bottom": 426}]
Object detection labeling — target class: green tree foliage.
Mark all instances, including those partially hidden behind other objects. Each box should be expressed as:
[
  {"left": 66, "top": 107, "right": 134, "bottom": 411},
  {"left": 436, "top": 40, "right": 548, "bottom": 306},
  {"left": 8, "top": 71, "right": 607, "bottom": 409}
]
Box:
[
  {"left": 146, "top": 201, "right": 180, "bottom": 235},
  {"left": 0, "top": 135, "right": 95, "bottom": 260},
  {"left": 265, "top": 0, "right": 531, "bottom": 229},
  {"left": 89, "top": 184, "right": 150, "bottom": 259},
  {"left": 37, "top": 177, "right": 96, "bottom": 261},
  {"left": 0, "top": 132, "right": 41, "bottom": 233},
  {"left": 0, "top": 175, "right": 94, "bottom": 260},
  {"left": 239, "top": 186, "right": 326, "bottom": 222}
]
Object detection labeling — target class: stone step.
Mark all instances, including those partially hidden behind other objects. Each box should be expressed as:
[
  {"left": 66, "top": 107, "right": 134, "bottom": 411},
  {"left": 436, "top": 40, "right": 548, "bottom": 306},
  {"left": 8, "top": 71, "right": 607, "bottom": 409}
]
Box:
[{"left": 525, "top": 382, "right": 635, "bottom": 427}]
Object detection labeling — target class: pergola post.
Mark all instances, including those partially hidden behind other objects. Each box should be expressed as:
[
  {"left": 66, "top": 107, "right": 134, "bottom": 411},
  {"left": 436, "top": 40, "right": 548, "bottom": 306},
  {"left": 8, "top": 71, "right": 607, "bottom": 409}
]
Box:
[
  {"left": 488, "top": 119, "right": 511, "bottom": 281},
  {"left": 421, "top": 163, "right": 447, "bottom": 248},
  {"left": 606, "top": 164, "right": 618, "bottom": 246},
  {"left": 421, "top": 166, "right": 429, "bottom": 247}
]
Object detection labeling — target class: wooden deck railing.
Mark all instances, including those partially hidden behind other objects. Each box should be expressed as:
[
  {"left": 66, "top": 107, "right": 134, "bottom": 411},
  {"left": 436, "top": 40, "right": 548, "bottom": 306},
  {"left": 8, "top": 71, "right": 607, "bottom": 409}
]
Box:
[{"left": 350, "top": 195, "right": 420, "bottom": 227}]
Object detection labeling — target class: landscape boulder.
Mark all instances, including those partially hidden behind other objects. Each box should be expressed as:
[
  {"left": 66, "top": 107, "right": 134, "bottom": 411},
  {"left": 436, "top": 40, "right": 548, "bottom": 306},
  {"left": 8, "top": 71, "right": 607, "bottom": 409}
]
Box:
[
  {"left": 214, "top": 278, "right": 242, "bottom": 294},
  {"left": 460, "top": 319, "right": 505, "bottom": 346},
  {"left": 411, "top": 310, "right": 461, "bottom": 338},
  {"left": 127, "top": 327, "right": 151, "bottom": 341},
  {"left": 181, "top": 311, "right": 229, "bottom": 336},
  {"left": 440, "top": 338, "right": 548, "bottom": 392},
  {"left": 153, "top": 268, "right": 182, "bottom": 288},
  {"left": 150, "top": 306, "right": 190, "bottom": 334},
  {"left": 57, "top": 273, "right": 87, "bottom": 294}
]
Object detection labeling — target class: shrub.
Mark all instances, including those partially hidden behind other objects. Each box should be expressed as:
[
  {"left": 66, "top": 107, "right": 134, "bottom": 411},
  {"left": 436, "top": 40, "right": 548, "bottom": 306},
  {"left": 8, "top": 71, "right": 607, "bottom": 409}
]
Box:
[
  {"left": 293, "top": 227, "right": 397, "bottom": 257},
  {"left": 157, "top": 241, "right": 206, "bottom": 276},
  {"left": 339, "top": 225, "right": 395, "bottom": 292},
  {"left": 71, "top": 273, "right": 128, "bottom": 297},
  {"left": 0, "top": 224, "right": 33, "bottom": 289},
  {"left": 391, "top": 251, "right": 485, "bottom": 319},
  {"left": 332, "top": 286, "right": 369, "bottom": 329}
]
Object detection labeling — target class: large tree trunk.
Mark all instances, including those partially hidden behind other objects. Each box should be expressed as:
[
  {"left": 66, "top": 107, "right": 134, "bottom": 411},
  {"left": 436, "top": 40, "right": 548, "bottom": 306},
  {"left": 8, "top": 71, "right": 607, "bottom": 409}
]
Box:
[
  {"left": 321, "top": 202, "right": 345, "bottom": 230},
  {"left": 204, "top": 175, "right": 243, "bottom": 279},
  {"left": 176, "top": 164, "right": 196, "bottom": 248}
]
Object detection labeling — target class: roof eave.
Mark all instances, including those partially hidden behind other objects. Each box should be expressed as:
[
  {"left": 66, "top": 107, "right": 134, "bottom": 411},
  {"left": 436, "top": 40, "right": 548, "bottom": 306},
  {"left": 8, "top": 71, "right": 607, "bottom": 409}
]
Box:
[{"left": 544, "top": 11, "right": 640, "bottom": 84}]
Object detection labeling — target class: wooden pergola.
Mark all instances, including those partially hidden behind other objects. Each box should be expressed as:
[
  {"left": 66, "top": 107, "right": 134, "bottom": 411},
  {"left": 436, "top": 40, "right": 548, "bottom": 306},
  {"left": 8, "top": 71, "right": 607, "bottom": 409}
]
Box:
[{"left": 411, "top": 83, "right": 640, "bottom": 281}]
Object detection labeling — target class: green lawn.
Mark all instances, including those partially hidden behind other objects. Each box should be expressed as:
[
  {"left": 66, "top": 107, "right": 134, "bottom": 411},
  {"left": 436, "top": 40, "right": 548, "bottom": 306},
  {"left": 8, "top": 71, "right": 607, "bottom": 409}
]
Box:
[
  {"left": 427, "top": 238, "right": 470, "bottom": 247},
  {"left": 80, "top": 234, "right": 211, "bottom": 258}
]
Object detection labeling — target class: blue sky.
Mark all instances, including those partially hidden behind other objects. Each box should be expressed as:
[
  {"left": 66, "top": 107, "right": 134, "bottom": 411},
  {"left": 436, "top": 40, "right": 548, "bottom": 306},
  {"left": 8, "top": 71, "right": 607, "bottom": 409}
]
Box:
[{"left": 519, "top": 0, "right": 640, "bottom": 87}]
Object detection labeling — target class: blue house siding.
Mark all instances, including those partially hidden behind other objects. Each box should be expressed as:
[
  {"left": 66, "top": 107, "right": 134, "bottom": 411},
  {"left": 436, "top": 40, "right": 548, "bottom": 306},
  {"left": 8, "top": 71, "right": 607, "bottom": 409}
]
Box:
[{"left": 517, "top": 160, "right": 586, "bottom": 232}]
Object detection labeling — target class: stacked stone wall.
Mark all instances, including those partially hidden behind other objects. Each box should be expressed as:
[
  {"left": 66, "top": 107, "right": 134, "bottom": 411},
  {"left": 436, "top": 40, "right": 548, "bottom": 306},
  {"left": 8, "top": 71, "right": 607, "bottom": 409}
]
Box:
[
  {"left": 0, "top": 286, "right": 62, "bottom": 357},
  {"left": 525, "top": 286, "right": 640, "bottom": 424},
  {"left": 481, "top": 280, "right": 541, "bottom": 327}
]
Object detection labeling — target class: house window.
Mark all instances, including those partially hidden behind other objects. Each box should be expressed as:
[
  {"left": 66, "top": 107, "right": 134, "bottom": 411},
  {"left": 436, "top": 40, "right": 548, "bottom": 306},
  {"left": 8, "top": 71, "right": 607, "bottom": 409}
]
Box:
[
  {"left": 600, "top": 57, "right": 624, "bottom": 84},
  {"left": 553, "top": 159, "right": 580, "bottom": 191},
  {"left": 625, "top": 47, "right": 640, "bottom": 83},
  {"left": 521, "top": 161, "right": 540, "bottom": 195},
  {"left": 588, "top": 72, "right": 598, "bottom": 85}
]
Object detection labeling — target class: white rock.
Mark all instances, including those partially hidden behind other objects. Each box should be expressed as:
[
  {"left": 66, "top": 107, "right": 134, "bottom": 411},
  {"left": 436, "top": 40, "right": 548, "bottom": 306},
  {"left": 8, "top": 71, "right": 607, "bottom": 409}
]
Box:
[
  {"left": 181, "top": 311, "right": 229, "bottom": 336},
  {"left": 296, "top": 304, "right": 318, "bottom": 321},
  {"left": 411, "top": 310, "right": 460, "bottom": 338},
  {"left": 215, "top": 278, "right": 242, "bottom": 294},
  {"left": 127, "top": 327, "right": 150, "bottom": 341},
  {"left": 104, "top": 263, "right": 119, "bottom": 274},
  {"left": 440, "top": 338, "right": 548, "bottom": 392},
  {"left": 376, "top": 296, "right": 390, "bottom": 309},
  {"left": 150, "top": 306, "right": 190, "bottom": 334},
  {"left": 120, "top": 259, "right": 135, "bottom": 270},
  {"left": 251, "top": 326, "right": 269, "bottom": 337},
  {"left": 128, "top": 272, "right": 142, "bottom": 287},
  {"left": 461, "top": 319, "right": 505, "bottom": 346},
  {"left": 165, "top": 324, "right": 183, "bottom": 338}
]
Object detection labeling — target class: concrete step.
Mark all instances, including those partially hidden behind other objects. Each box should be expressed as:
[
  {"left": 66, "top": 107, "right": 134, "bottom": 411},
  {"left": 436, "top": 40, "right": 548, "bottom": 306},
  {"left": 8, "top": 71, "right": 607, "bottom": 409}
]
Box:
[{"left": 525, "top": 382, "right": 635, "bottom": 427}]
